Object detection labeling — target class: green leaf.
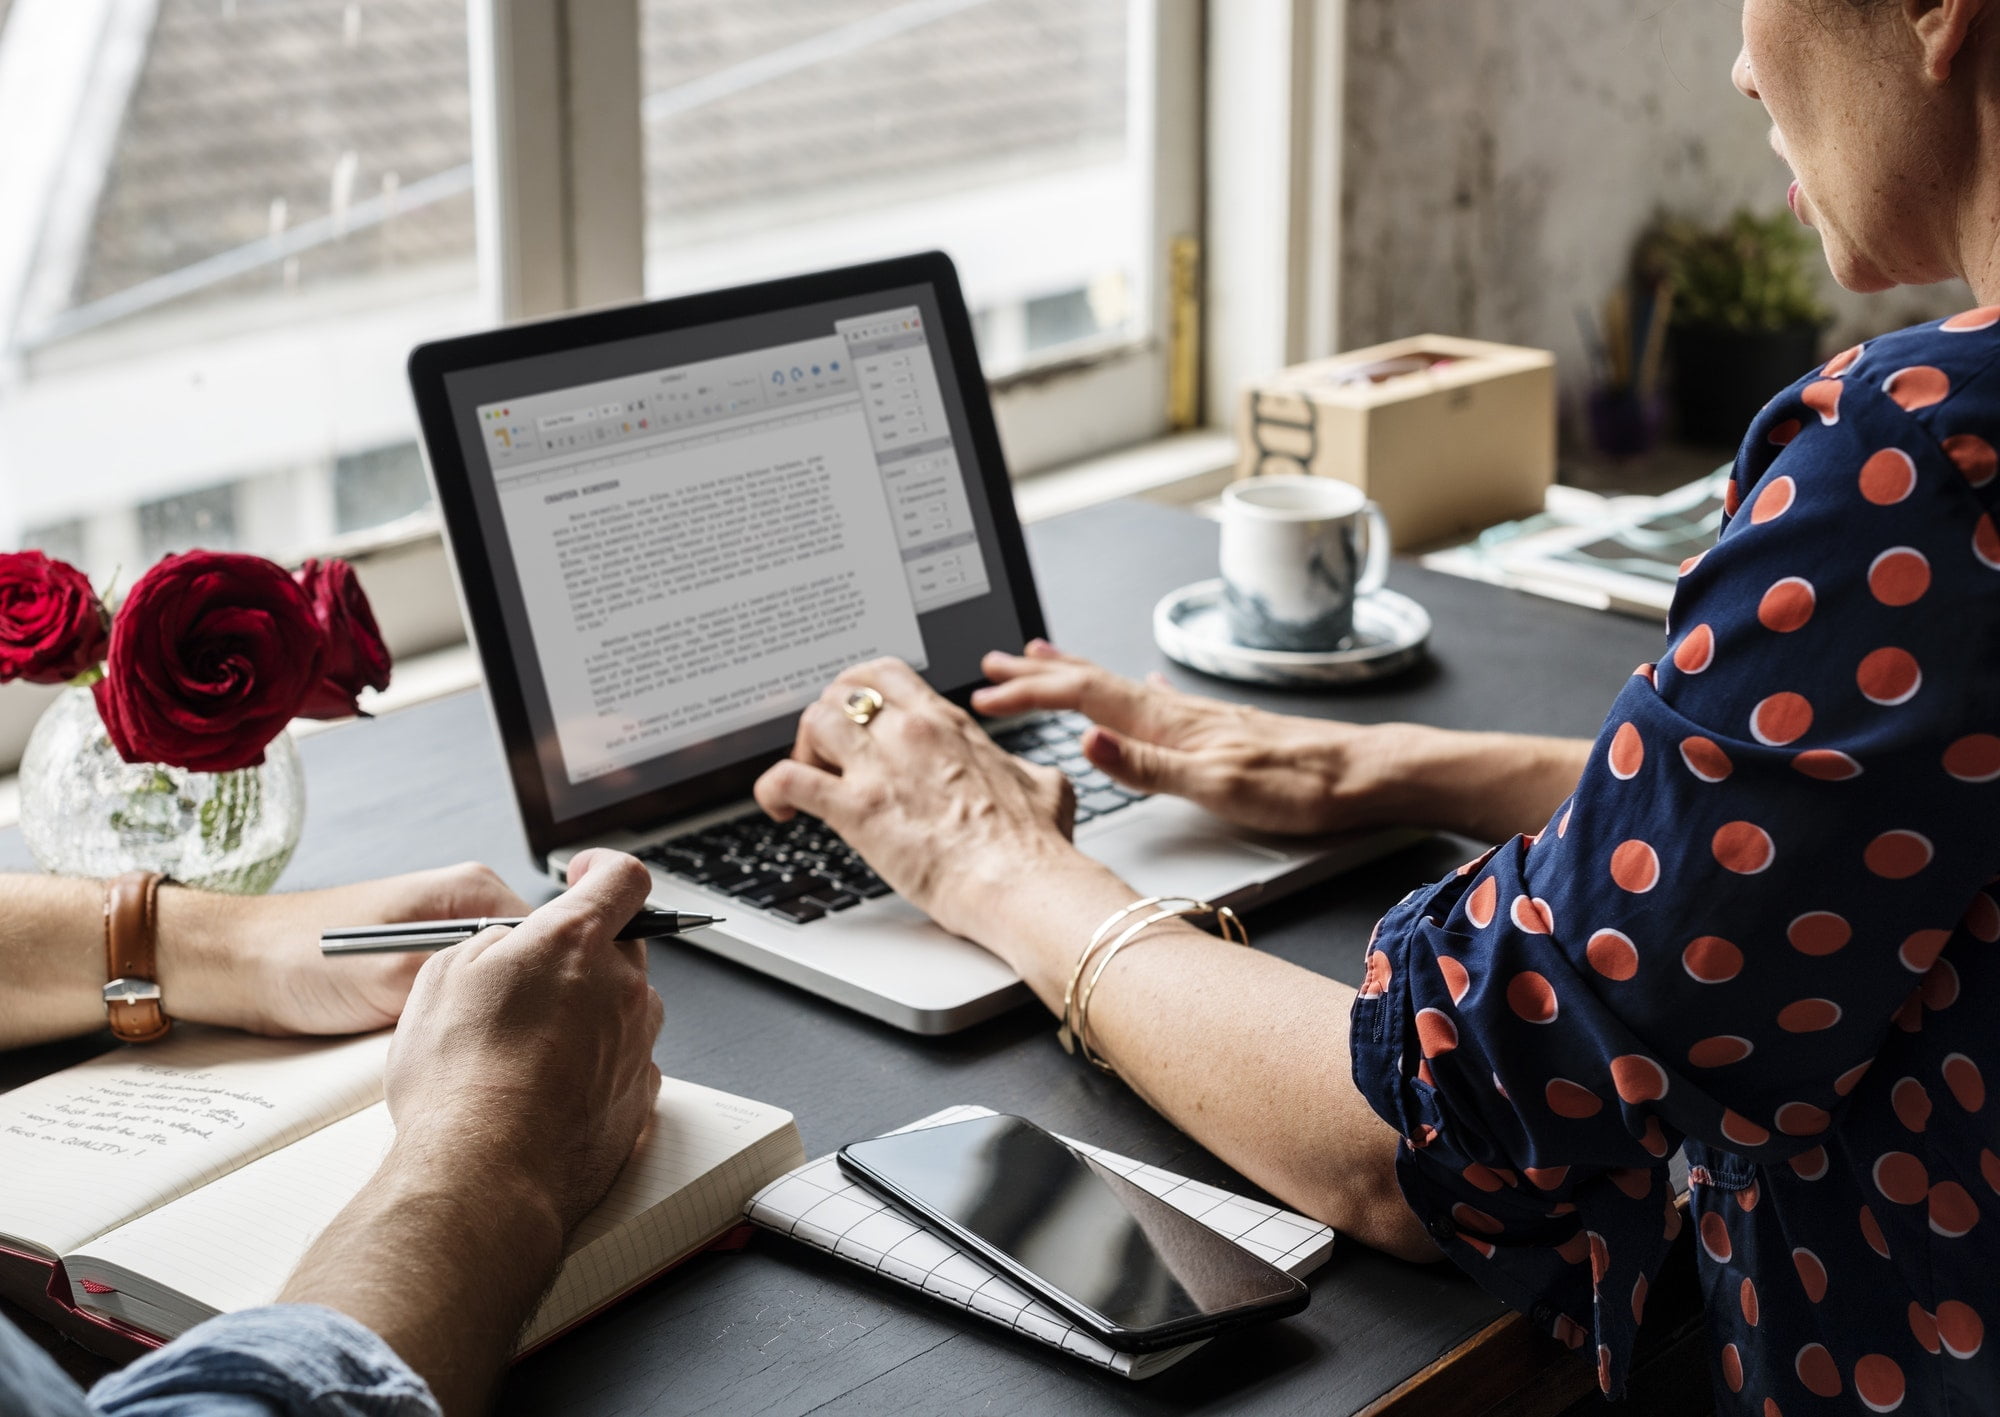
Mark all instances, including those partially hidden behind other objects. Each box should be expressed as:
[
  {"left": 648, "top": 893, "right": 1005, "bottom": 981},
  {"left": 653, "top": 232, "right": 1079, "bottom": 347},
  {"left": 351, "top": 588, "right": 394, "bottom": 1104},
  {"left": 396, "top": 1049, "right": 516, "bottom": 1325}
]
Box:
[{"left": 1637, "top": 206, "right": 1830, "bottom": 331}]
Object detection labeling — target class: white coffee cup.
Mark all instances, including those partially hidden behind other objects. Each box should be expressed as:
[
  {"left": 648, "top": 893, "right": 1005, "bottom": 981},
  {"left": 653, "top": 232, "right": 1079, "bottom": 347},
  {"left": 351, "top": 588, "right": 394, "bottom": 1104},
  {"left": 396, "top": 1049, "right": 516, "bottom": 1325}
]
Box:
[{"left": 1218, "top": 476, "right": 1390, "bottom": 651}]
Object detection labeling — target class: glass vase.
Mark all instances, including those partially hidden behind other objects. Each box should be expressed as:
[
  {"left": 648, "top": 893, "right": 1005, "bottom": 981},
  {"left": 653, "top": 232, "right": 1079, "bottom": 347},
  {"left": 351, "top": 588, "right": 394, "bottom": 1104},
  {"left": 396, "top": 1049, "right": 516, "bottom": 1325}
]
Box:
[{"left": 17, "top": 686, "right": 304, "bottom": 894}]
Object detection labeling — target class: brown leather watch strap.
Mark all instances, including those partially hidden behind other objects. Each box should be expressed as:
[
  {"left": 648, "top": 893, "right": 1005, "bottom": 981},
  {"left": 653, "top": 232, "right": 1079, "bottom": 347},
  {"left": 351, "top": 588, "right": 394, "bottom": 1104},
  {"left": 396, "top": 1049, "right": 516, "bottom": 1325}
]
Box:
[{"left": 103, "top": 870, "right": 170, "bottom": 1043}]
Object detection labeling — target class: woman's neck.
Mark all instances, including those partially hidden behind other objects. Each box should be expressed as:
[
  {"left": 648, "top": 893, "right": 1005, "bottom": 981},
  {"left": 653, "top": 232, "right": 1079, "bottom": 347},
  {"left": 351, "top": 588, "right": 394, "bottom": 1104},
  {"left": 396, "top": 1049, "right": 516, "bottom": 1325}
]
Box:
[
  {"left": 1961, "top": 215, "right": 2000, "bottom": 309},
  {"left": 1953, "top": 57, "right": 2000, "bottom": 306}
]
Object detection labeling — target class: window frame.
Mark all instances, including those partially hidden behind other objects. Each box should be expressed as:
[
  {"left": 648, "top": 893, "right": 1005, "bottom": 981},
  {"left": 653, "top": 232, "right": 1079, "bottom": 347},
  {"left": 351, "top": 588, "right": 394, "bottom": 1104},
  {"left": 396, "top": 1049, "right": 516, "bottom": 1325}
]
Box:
[{"left": 1202, "top": 0, "right": 1344, "bottom": 426}]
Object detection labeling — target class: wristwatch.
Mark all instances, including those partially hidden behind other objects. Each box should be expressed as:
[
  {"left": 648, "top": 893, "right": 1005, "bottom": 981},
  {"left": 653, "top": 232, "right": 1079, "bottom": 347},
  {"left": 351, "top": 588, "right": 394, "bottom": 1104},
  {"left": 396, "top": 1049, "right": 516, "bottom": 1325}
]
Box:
[{"left": 103, "top": 870, "right": 170, "bottom": 1043}]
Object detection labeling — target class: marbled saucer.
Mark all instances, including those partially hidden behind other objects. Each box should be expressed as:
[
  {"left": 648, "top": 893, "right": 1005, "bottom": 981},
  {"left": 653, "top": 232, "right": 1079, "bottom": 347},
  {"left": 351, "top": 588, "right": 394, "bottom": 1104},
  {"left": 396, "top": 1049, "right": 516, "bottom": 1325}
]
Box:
[{"left": 1152, "top": 580, "right": 1431, "bottom": 687}]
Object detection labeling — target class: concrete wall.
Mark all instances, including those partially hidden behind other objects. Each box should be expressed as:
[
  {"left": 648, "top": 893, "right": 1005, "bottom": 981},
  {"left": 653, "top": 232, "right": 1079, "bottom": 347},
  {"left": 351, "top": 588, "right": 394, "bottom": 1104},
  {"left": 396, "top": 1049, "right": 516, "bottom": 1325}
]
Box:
[{"left": 1336, "top": 1, "right": 1972, "bottom": 400}]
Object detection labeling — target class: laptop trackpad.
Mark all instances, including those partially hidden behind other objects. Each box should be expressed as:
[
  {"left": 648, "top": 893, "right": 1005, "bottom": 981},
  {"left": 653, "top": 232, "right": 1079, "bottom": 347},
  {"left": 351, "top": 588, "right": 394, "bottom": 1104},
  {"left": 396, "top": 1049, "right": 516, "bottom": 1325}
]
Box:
[{"left": 1085, "top": 806, "right": 1293, "bottom": 903}]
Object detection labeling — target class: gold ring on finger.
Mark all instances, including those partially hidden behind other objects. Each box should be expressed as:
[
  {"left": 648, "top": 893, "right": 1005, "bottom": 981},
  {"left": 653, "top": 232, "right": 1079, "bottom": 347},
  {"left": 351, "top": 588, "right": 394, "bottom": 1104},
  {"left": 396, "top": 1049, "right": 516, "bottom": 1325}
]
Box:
[{"left": 841, "top": 686, "right": 886, "bottom": 727}]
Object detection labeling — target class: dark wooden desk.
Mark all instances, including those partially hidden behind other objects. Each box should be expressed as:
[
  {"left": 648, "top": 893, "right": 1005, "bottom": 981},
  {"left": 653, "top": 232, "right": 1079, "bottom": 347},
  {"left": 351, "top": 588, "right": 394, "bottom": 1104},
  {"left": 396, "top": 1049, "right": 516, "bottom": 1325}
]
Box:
[{"left": 0, "top": 500, "right": 1677, "bottom": 1415}]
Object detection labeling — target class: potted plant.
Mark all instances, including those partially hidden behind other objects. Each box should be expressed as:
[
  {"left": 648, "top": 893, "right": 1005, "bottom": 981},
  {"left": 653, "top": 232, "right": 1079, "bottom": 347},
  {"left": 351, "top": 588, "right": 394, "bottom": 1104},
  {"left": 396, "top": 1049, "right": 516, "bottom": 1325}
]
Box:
[{"left": 1637, "top": 208, "right": 1831, "bottom": 447}]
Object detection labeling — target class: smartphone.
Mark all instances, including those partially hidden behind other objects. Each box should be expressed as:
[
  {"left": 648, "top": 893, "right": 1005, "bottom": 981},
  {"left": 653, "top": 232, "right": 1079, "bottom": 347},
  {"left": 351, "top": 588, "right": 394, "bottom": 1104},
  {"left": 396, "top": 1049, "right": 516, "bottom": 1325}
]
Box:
[{"left": 836, "top": 1113, "right": 1309, "bottom": 1352}]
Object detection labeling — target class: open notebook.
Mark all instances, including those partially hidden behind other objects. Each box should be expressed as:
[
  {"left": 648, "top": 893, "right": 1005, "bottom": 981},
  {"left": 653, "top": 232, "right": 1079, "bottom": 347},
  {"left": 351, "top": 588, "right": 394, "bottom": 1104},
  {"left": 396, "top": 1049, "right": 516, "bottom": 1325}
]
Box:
[
  {"left": 0, "top": 1027, "right": 803, "bottom": 1358},
  {"left": 746, "top": 1105, "right": 1336, "bottom": 1379}
]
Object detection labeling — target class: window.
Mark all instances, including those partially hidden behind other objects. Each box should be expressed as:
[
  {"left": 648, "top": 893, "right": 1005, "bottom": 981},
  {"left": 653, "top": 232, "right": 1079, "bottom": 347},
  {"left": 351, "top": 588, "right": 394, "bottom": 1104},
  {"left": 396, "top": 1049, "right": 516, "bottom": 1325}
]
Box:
[
  {"left": 0, "top": 0, "right": 1197, "bottom": 590},
  {"left": 0, "top": 0, "right": 483, "bottom": 585},
  {"left": 640, "top": 0, "right": 1140, "bottom": 375},
  {"left": 335, "top": 442, "right": 434, "bottom": 536},
  {"left": 634, "top": 0, "right": 1197, "bottom": 472},
  {"left": 137, "top": 483, "right": 238, "bottom": 564}
]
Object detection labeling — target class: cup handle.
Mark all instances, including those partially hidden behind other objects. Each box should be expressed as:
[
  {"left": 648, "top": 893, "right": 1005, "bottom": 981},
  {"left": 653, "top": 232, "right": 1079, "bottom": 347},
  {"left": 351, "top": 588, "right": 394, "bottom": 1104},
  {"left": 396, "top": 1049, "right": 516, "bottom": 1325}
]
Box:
[{"left": 1357, "top": 501, "right": 1391, "bottom": 597}]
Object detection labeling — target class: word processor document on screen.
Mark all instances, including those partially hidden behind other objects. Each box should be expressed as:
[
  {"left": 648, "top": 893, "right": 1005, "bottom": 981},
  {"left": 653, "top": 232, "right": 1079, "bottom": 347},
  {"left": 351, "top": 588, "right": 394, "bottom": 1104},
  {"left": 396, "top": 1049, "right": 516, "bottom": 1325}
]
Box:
[{"left": 478, "top": 307, "right": 988, "bottom": 787}]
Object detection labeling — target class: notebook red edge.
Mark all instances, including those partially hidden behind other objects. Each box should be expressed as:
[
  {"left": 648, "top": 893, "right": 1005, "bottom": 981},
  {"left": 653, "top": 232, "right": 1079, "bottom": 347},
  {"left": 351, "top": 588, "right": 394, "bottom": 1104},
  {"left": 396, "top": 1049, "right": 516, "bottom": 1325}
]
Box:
[
  {"left": 0, "top": 1243, "right": 159, "bottom": 1364},
  {"left": 2, "top": 1222, "right": 759, "bottom": 1367}
]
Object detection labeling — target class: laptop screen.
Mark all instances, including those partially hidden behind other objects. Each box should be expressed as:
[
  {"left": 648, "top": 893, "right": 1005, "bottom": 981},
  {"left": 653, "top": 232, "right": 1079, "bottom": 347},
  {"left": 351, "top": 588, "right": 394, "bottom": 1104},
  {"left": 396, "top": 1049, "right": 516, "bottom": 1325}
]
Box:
[{"left": 436, "top": 280, "right": 1030, "bottom": 827}]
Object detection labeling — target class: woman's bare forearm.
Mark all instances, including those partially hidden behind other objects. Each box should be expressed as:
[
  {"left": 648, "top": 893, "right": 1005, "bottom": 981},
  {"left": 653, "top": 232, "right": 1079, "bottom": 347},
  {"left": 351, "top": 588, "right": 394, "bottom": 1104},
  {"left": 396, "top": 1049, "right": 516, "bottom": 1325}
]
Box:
[
  {"left": 1359, "top": 725, "right": 1591, "bottom": 843},
  {"left": 1013, "top": 723, "right": 1588, "bottom": 1247},
  {"left": 0, "top": 875, "right": 124, "bottom": 1046},
  {"left": 0, "top": 865, "right": 532, "bottom": 1048},
  {"left": 0, "top": 874, "right": 316, "bottom": 1047},
  {"left": 962, "top": 850, "right": 1439, "bottom": 1262}
]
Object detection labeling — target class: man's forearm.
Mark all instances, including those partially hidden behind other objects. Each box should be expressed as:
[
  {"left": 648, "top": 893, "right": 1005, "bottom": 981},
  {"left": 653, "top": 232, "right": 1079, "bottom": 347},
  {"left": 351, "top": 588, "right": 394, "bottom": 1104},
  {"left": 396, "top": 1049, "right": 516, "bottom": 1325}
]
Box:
[
  {"left": 1364, "top": 725, "right": 1591, "bottom": 844},
  {"left": 279, "top": 1138, "right": 565, "bottom": 1416}
]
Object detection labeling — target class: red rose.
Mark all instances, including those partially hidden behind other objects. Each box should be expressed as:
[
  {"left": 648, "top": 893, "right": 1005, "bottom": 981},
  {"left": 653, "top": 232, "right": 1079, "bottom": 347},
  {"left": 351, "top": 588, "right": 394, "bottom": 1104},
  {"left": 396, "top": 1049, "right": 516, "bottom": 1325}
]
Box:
[
  {"left": 292, "top": 558, "right": 391, "bottom": 719},
  {"left": 0, "top": 551, "right": 109, "bottom": 684},
  {"left": 94, "top": 552, "right": 323, "bottom": 773}
]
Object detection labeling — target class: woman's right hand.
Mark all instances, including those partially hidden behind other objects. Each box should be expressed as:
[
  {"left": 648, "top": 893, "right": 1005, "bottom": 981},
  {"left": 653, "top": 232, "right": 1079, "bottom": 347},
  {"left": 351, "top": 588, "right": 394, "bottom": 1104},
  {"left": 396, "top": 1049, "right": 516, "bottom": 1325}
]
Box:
[{"left": 972, "top": 641, "right": 1399, "bottom": 837}]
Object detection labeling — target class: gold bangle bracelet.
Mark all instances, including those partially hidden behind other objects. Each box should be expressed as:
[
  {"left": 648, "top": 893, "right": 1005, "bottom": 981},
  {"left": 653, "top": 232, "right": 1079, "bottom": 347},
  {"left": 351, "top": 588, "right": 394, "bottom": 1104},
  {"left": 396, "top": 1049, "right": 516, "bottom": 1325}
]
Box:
[
  {"left": 1073, "top": 900, "right": 1249, "bottom": 1075},
  {"left": 1057, "top": 896, "right": 1201, "bottom": 1056}
]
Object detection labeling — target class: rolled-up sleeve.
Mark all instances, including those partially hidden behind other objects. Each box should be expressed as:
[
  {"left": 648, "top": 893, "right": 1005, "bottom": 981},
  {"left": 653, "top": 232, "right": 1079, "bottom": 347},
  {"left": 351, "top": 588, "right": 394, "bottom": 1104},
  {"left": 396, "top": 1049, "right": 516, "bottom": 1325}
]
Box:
[
  {"left": 87, "top": 1307, "right": 438, "bottom": 1417},
  {"left": 1352, "top": 350, "right": 2000, "bottom": 1397}
]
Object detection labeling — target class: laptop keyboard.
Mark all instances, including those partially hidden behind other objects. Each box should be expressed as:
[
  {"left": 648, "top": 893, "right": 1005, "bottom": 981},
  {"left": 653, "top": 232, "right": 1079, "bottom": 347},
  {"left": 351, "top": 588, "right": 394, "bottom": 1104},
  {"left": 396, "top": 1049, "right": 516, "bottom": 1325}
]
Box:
[
  {"left": 638, "top": 816, "right": 889, "bottom": 925},
  {"left": 986, "top": 710, "right": 1148, "bottom": 824},
  {"left": 638, "top": 712, "right": 1143, "bottom": 924}
]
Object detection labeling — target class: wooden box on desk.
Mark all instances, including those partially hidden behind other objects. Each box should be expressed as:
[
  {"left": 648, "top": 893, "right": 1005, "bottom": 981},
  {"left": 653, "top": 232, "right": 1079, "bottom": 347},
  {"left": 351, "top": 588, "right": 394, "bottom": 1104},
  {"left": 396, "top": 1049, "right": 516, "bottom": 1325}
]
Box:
[{"left": 1234, "top": 334, "right": 1556, "bottom": 550}]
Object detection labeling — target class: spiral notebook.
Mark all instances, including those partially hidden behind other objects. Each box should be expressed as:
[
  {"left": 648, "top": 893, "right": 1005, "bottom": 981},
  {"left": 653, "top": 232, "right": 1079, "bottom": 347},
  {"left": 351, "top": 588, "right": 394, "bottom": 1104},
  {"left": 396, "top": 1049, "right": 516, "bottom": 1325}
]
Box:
[{"left": 745, "top": 1104, "right": 1336, "bottom": 1379}]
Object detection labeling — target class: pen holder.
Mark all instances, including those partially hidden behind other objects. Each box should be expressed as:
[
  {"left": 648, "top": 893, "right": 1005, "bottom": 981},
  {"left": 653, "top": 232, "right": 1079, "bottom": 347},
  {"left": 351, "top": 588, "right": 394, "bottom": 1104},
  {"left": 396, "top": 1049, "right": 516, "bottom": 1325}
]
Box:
[{"left": 1584, "top": 384, "right": 1667, "bottom": 460}]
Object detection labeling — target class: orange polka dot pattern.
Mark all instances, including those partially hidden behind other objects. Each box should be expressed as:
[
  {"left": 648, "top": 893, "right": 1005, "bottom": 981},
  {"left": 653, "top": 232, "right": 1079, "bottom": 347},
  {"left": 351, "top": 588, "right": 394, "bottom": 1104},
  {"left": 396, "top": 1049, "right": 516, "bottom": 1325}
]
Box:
[{"left": 1348, "top": 312, "right": 2000, "bottom": 1412}]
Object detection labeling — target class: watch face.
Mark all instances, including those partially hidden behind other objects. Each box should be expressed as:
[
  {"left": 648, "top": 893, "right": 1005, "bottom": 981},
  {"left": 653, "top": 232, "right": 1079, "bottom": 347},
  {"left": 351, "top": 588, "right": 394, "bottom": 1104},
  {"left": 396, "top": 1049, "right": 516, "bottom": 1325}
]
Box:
[{"left": 103, "top": 977, "right": 162, "bottom": 1005}]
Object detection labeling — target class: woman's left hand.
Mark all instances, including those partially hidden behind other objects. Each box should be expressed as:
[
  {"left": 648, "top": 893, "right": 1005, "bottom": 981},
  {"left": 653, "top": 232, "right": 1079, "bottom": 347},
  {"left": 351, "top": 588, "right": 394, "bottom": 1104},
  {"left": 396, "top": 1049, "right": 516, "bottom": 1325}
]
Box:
[{"left": 753, "top": 658, "right": 1083, "bottom": 942}]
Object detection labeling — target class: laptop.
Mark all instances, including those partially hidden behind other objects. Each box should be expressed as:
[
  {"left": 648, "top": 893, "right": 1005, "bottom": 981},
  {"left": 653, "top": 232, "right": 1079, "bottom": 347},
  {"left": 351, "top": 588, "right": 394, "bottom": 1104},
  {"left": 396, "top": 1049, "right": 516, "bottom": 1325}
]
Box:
[{"left": 408, "top": 252, "right": 1418, "bottom": 1034}]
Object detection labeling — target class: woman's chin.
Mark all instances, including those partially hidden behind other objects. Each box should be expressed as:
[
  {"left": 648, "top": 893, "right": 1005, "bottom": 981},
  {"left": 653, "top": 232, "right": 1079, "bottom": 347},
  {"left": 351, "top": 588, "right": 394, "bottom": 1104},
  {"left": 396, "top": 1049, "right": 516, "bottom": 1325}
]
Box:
[
  {"left": 1824, "top": 244, "right": 1900, "bottom": 295},
  {"left": 1811, "top": 222, "right": 1896, "bottom": 294}
]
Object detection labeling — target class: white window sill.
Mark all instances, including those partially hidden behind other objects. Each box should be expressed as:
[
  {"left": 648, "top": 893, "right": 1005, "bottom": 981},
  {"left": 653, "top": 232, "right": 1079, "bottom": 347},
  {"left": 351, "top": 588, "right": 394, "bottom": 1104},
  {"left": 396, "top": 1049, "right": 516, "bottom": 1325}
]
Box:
[{"left": 0, "top": 430, "right": 1239, "bottom": 832}]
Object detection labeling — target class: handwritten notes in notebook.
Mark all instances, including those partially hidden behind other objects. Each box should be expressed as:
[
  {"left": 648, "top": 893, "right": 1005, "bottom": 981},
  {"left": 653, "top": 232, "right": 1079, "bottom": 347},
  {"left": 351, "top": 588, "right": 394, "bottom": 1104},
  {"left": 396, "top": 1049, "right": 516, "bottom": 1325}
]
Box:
[{"left": 0, "top": 1029, "right": 389, "bottom": 1258}]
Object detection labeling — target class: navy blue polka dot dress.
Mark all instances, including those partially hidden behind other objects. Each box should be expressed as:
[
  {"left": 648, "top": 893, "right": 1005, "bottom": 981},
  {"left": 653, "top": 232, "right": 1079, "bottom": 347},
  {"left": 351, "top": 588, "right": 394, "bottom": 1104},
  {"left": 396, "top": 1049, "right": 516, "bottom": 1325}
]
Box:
[{"left": 1352, "top": 306, "right": 2000, "bottom": 1413}]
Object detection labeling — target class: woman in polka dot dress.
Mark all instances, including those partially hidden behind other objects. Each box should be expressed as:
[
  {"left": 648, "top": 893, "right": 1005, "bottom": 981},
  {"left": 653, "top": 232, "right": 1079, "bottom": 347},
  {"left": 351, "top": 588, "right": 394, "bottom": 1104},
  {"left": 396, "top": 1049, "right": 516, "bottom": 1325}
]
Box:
[
  {"left": 1347, "top": 240, "right": 2000, "bottom": 1408},
  {"left": 752, "top": 1, "right": 2000, "bottom": 1410}
]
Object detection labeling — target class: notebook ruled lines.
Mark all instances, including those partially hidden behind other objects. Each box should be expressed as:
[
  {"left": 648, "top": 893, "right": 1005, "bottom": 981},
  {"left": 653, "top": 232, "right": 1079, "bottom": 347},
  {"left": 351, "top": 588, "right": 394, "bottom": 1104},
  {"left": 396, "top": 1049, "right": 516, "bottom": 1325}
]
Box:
[
  {"left": 68, "top": 1104, "right": 398, "bottom": 1317},
  {"left": 519, "top": 1084, "right": 799, "bottom": 1348}
]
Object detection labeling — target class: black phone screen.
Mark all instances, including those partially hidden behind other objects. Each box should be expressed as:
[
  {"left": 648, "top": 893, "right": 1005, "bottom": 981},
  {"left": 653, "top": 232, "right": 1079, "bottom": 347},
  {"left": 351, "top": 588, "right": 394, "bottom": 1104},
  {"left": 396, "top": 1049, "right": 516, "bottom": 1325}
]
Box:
[{"left": 837, "top": 1114, "right": 1308, "bottom": 1348}]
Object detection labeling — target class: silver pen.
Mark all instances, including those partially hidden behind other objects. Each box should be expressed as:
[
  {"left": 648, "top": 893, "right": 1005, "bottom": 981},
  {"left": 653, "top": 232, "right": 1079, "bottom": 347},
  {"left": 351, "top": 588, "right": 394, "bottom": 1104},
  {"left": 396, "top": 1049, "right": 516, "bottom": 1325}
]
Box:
[{"left": 320, "top": 908, "right": 722, "bottom": 955}]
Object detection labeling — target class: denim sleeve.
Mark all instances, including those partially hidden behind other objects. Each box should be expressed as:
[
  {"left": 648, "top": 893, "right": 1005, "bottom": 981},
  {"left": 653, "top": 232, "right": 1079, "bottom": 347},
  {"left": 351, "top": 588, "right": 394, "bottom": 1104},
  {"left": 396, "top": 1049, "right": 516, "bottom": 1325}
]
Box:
[
  {"left": 85, "top": 1307, "right": 438, "bottom": 1417},
  {"left": 1, "top": 1310, "right": 94, "bottom": 1417}
]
